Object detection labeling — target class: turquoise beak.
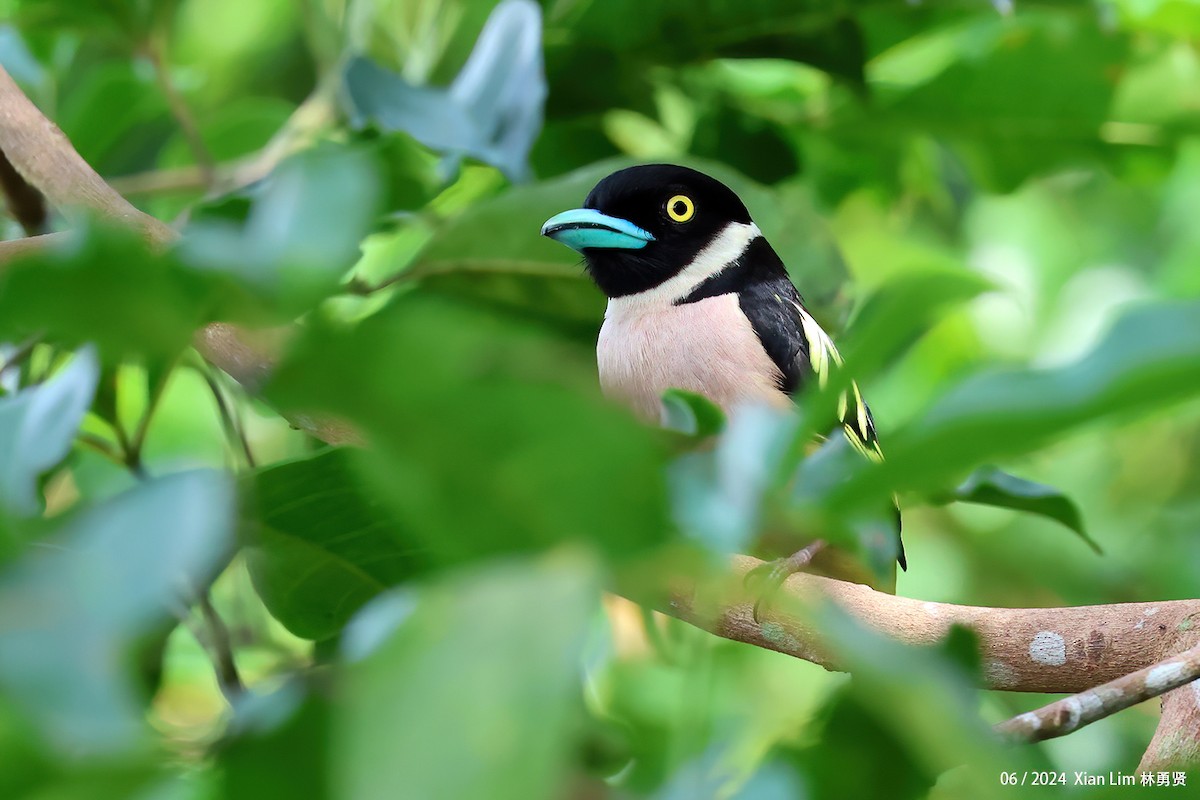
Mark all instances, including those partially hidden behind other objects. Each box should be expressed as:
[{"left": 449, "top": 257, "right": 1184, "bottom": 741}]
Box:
[{"left": 541, "top": 208, "right": 655, "bottom": 251}]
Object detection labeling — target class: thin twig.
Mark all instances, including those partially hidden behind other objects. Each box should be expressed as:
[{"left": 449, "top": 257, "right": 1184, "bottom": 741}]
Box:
[
  {"left": 199, "top": 364, "right": 256, "bottom": 469},
  {"left": 196, "top": 591, "right": 245, "bottom": 703},
  {"left": 76, "top": 432, "right": 124, "bottom": 465},
  {"left": 143, "top": 39, "right": 215, "bottom": 188},
  {"left": 0, "top": 334, "right": 41, "bottom": 379}
]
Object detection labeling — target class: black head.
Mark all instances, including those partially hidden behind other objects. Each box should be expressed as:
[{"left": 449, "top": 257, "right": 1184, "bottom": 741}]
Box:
[{"left": 541, "top": 164, "right": 754, "bottom": 298}]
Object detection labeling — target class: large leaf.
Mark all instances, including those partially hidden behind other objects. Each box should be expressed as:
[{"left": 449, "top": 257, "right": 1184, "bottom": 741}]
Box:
[
  {"left": 0, "top": 470, "right": 233, "bottom": 753},
  {"left": 241, "top": 448, "right": 426, "bottom": 641},
  {"left": 267, "top": 292, "right": 672, "bottom": 568},
  {"left": 0, "top": 348, "right": 98, "bottom": 516},
  {"left": 180, "top": 144, "right": 383, "bottom": 317},
  {"left": 333, "top": 554, "right": 597, "bottom": 800},
  {"left": 0, "top": 226, "right": 223, "bottom": 363},
  {"left": 829, "top": 300, "right": 1200, "bottom": 504},
  {"left": 219, "top": 686, "right": 331, "bottom": 800}
]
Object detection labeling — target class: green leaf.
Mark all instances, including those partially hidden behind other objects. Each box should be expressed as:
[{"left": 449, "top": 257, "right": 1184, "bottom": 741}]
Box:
[
  {"left": 333, "top": 553, "right": 597, "bottom": 800},
  {"left": 0, "top": 227, "right": 214, "bottom": 363},
  {"left": 839, "top": 268, "right": 993, "bottom": 383},
  {"left": 54, "top": 62, "right": 170, "bottom": 174},
  {"left": 0, "top": 348, "right": 98, "bottom": 516},
  {"left": 180, "top": 145, "right": 383, "bottom": 317},
  {"left": 874, "top": 13, "right": 1129, "bottom": 191},
  {"left": 267, "top": 292, "right": 672, "bottom": 567},
  {"left": 0, "top": 470, "right": 233, "bottom": 753},
  {"left": 241, "top": 448, "right": 427, "bottom": 641},
  {"left": 791, "top": 606, "right": 1007, "bottom": 800},
  {"left": 220, "top": 686, "right": 331, "bottom": 800},
  {"left": 940, "top": 466, "right": 1098, "bottom": 553},
  {"left": 542, "top": 1, "right": 866, "bottom": 121},
  {"left": 660, "top": 389, "right": 725, "bottom": 438}
]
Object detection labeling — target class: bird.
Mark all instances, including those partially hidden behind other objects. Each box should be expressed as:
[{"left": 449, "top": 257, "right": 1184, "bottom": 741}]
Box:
[{"left": 540, "top": 164, "right": 904, "bottom": 610}]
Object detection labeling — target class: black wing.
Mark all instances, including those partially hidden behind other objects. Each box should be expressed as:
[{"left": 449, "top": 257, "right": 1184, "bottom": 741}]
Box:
[
  {"left": 689, "top": 238, "right": 884, "bottom": 460},
  {"left": 682, "top": 236, "right": 904, "bottom": 568}
]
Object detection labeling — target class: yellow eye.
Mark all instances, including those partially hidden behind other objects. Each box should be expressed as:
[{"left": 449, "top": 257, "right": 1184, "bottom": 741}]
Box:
[{"left": 666, "top": 194, "right": 695, "bottom": 223}]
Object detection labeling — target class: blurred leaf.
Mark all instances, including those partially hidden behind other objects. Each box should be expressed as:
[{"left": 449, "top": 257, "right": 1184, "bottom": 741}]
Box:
[
  {"left": 792, "top": 605, "right": 1007, "bottom": 800},
  {"left": 180, "top": 144, "right": 383, "bottom": 316},
  {"left": 13, "top": 0, "right": 181, "bottom": 41},
  {"left": 542, "top": 2, "right": 866, "bottom": 120},
  {"left": 343, "top": 0, "right": 546, "bottom": 181},
  {"left": 669, "top": 405, "right": 796, "bottom": 556},
  {"left": 241, "top": 447, "right": 426, "bottom": 641},
  {"left": 835, "top": 300, "right": 1200, "bottom": 503},
  {"left": 876, "top": 14, "right": 1128, "bottom": 191},
  {"left": 938, "top": 466, "right": 1098, "bottom": 553},
  {"left": 0, "top": 470, "right": 233, "bottom": 753},
  {"left": 840, "top": 268, "right": 993, "bottom": 382},
  {"left": 796, "top": 688, "right": 935, "bottom": 800},
  {"left": 660, "top": 389, "right": 725, "bottom": 438},
  {"left": 267, "top": 292, "right": 672, "bottom": 567},
  {"left": 220, "top": 685, "right": 330, "bottom": 800},
  {"left": 0, "top": 224, "right": 266, "bottom": 363},
  {"left": 333, "top": 553, "right": 597, "bottom": 800},
  {"left": 0, "top": 347, "right": 98, "bottom": 516},
  {"left": 55, "top": 62, "right": 170, "bottom": 175},
  {"left": 359, "top": 129, "right": 446, "bottom": 214}
]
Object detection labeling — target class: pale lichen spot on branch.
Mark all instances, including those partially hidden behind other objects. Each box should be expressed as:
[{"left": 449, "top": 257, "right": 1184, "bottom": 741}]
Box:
[
  {"left": 1147, "top": 662, "right": 1187, "bottom": 692},
  {"left": 1030, "top": 631, "right": 1067, "bottom": 666}
]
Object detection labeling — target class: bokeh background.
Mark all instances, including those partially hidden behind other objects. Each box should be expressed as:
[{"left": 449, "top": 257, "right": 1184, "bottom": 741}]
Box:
[{"left": 1, "top": 0, "right": 1199, "bottom": 797}]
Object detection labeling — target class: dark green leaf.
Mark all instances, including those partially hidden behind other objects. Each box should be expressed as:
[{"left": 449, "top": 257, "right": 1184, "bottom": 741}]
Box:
[
  {"left": 180, "top": 144, "right": 383, "bottom": 317},
  {"left": 221, "top": 685, "right": 331, "bottom": 800},
  {"left": 940, "top": 466, "right": 1098, "bottom": 553},
  {"left": 241, "top": 447, "right": 427, "bottom": 641},
  {"left": 833, "top": 300, "right": 1200, "bottom": 504},
  {"left": 267, "top": 293, "right": 672, "bottom": 566}
]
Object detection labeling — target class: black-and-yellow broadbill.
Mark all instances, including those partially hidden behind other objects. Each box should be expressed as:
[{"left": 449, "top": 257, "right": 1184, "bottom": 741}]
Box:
[{"left": 541, "top": 164, "right": 905, "bottom": 604}]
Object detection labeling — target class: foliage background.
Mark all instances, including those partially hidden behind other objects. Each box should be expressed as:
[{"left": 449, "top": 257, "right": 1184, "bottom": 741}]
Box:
[{"left": 1, "top": 0, "right": 1199, "bottom": 798}]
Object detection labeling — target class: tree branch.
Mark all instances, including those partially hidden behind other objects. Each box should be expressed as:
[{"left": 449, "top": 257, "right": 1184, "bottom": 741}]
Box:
[
  {"left": 996, "top": 640, "right": 1200, "bottom": 742},
  {"left": 0, "top": 64, "right": 356, "bottom": 445},
  {"left": 0, "top": 146, "right": 46, "bottom": 234},
  {"left": 667, "top": 556, "right": 1200, "bottom": 693}
]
